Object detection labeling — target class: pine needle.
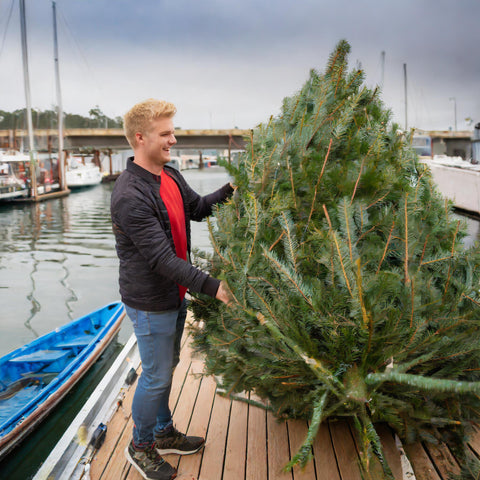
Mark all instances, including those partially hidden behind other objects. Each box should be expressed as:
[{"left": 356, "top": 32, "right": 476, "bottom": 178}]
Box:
[{"left": 323, "top": 204, "right": 353, "bottom": 297}]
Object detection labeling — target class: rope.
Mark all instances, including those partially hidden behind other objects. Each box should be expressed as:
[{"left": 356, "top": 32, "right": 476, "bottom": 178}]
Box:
[{"left": 0, "top": 0, "right": 15, "bottom": 62}]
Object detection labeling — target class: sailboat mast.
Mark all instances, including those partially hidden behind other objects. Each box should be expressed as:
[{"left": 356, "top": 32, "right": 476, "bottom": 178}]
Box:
[
  {"left": 403, "top": 63, "right": 408, "bottom": 131},
  {"left": 380, "top": 50, "right": 385, "bottom": 89},
  {"left": 52, "top": 1, "right": 65, "bottom": 190},
  {"left": 19, "top": 0, "right": 38, "bottom": 199}
]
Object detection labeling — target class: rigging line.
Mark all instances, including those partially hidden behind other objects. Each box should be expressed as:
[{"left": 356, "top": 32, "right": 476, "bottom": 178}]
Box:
[
  {"left": 0, "top": 0, "right": 15, "bottom": 62},
  {"left": 57, "top": 5, "right": 105, "bottom": 107}
]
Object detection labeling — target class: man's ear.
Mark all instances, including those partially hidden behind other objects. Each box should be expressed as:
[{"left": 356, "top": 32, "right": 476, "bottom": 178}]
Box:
[{"left": 135, "top": 132, "right": 143, "bottom": 145}]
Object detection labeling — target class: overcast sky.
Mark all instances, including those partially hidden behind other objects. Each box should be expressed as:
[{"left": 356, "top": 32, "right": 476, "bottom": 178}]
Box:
[{"left": 0, "top": 0, "right": 478, "bottom": 132}]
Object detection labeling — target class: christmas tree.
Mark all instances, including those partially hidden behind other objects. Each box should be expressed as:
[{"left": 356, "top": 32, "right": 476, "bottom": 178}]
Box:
[{"left": 190, "top": 40, "right": 480, "bottom": 477}]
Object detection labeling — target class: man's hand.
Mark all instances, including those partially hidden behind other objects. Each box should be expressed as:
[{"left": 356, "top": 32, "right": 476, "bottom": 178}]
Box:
[{"left": 216, "top": 281, "right": 233, "bottom": 305}]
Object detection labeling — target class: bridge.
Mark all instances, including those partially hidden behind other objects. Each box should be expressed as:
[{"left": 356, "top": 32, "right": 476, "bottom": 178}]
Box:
[{"left": 0, "top": 128, "right": 250, "bottom": 152}]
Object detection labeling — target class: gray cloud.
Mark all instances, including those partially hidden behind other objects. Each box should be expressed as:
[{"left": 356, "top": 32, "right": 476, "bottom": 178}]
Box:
[{"left": 0, "top": 0, "right": 478, "bottom": 131}]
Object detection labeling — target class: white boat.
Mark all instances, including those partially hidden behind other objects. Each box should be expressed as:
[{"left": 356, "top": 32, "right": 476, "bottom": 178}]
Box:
[
  {"left": 0, "top": 152, "right": 30, "bottom": 201},
  {"left": 66, "top": 158, "right": 102, "bottom": 188},
  {"left": 169, "top": 156, "right": 181, "bottom": 170}
]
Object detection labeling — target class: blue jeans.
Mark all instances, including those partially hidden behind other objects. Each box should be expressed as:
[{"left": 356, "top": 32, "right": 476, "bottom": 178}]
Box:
[{"left": 125, "top": 300, "right": 187, "bottom": 446}]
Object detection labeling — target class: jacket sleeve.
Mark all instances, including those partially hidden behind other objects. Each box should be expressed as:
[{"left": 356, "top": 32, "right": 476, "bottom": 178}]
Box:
[
  {"left": 174, "top": 172, "right": 233, "bottom": 221},
  {"left": 115, "top": 186, "right": 216, "bottom": 295}
]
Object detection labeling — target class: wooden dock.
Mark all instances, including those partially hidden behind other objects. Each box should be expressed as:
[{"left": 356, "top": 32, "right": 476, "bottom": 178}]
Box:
[
  {"left": 87, "top": 321, "right": 404, "bottom": 480},
  {"left": 61, "top": 316, "right": 480, "bottom": 480}
]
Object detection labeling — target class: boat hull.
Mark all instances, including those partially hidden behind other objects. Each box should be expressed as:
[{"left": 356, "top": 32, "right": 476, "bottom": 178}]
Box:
[
  {"left": 66, "top": 164, "right": 102, "bottom": 188},
  {"left": 0, "top": 302, "right": 125, "bottom": 460},
  {"left": 0, "top": 187, "right": 29, "bottom": 201}
]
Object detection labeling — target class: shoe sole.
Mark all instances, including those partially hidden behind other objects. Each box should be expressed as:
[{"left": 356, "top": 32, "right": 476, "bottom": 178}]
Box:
[
  {"left": 156, "top": 442, "right": 205, "bottom": 456},
  {"left": 125, "top": 446, "right": 177, "bottom": 480}
]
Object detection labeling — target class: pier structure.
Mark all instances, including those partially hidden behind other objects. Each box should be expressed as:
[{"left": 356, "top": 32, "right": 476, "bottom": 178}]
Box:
[
  {"left": 0, "top": 128, "right": 249, "bottom": 180},
  {"left": 3, "top": 128, "right": 472, "bottom": 158},
  {"left": 0, "top": 128, "right": 249, "bottom": 154},
  {"left": 414, "top": 129, "right": 473, "bottom": 159},
  {"left": 422, "top": 160, "right": 480, "bottom": 216}
]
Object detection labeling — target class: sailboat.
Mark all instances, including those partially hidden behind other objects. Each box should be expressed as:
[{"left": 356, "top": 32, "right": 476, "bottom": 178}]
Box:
[{"left": 6, "top": 0, "right": 69, "bottom": 202}]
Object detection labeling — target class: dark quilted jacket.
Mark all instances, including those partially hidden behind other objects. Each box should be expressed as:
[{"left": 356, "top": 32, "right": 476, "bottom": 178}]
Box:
[{"left": 111, "top": 157, "right": 233, "bottom": 311}]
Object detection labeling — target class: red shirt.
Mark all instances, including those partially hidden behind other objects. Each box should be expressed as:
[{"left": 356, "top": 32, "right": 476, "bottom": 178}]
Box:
[{"left": 159, "top": 170, "right": 188, "bottom": 300}]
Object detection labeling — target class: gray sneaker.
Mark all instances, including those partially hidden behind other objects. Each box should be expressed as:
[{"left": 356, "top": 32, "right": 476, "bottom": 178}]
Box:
[
  {"left": 125, "top": 441, "right": 177, "bottom": 480},
  {"left": 155, "top": 425, "right": 205, "bottom": 455}
]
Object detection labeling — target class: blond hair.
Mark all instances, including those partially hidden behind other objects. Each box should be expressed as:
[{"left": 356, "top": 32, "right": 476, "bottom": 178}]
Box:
[{"left": 124, "top": 99, "right": 177, "bottom": 148}]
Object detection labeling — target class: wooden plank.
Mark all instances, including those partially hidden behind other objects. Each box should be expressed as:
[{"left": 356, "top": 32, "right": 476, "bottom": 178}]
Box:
[
  {"left": 375, "top": 424, "right": 403, "bottom": 480},
  {"left": 170, "top": 361, "right": 202, "bottom": 432},
  {"left": 287, "top": 419, "right": 316, "bottom": 480},
  {"left": 176, "top": 374, "right": 217, "bottom": 479},
  {"left": 423, "top": 441, "right": 461, "bottom": 478},
  {"left": 89, "top": 372, "right": 138, "bottom": 479},
  {"left": 329, "top": 420, "right": 362, "bottom": 480},
  {"left": 223, "top": 394, "right": 248, "bottom": 480},
  {"left": 246, "top": 399, "right": 268, "bottom": 480},
  {"left": 170, "top": 343, "right": 194, "bottom": 413},
  {"left": 181, "top": 322, "right": 193, "bottom": 349},
  {"left": 467, "top": 426, "right": 480, "bottom": 457},
  {"left": 267, "top": 411, "right": 293, "bottom": 480},
  {"left": 104, "top": 416, "right": 137, "bottom": 480},
  {"left": 163, "top": 360, "right": 203, "bottom": 468},
  {"left": 402, "top": 442, "right": 442, "bottom": 480},
  {"left": 349, "top": 421, "right": 403, "bottom": 480},
  {"left": 311, "top": 422, "right": 341, "bottom": 480},
  {"left": 197, "top": 391, "right": 231, "bottom": 479}
]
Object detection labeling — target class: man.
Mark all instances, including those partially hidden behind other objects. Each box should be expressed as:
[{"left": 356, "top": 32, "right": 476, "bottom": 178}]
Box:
[{"left": 111, "top": 99, "right": 233, "bottom": 480}]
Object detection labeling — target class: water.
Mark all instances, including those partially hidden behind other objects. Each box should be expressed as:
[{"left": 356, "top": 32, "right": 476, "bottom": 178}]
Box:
[
  {"left": 457, "top": 211, "right": 480, "bottom": 249},
  {"left": 0, "top": 167, "right": 231, "bottom": 479}
]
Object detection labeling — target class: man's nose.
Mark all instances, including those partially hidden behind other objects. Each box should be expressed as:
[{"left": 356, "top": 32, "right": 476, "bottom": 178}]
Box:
[{"left": 169, "top": 134, "right": 177, "bottom": 145}]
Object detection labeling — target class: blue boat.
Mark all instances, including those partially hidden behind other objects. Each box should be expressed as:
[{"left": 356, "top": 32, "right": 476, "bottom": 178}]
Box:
[{"left": 0, "top": 301, "right": 125, "bottom": 460}]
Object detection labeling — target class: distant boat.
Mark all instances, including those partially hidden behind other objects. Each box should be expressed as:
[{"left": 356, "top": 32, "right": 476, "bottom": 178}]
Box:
[
  {"left": 0, "top": 301, "right": 125, "bottom": 460},
  {"left": 66, "top": 157, "right": 103, "bottom": 188},
  {"left": 169, "top": 156, "right": 181, "bottom": 171},
  {"left": 0, "top": 151, "right": 30, "bottom": 202},
  {"left": 0, "top": 151, "right": 63, "bottom": 202},
  {"left": 205, "top": 158, "right": 218, "bottom": 168}
]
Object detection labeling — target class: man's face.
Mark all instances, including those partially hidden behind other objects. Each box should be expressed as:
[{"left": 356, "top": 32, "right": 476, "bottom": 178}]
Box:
[{"left": 138, "top": 116, "right": 177, "bottom": 168}]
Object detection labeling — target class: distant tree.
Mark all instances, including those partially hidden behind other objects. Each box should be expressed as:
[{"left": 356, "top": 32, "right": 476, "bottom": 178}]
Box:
[
  {"left": 64, "top": 113, "right": 92, "bottom": 128},
  {"left": 89, "top": 105, "right": 108, "bottom": 127},
  {"left": 34, "top": 109, "right": 57, "bottom": 129},
  {"left": 0, "top": 108, "right": 122, "bottom": 129},
  {"left": 0, "top": 109, "right": 25, "bottom": 129}
]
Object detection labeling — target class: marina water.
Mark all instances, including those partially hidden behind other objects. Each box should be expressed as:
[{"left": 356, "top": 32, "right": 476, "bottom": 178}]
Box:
[{"left": 0, "top": 167, "right": 231, "bottom": 479}]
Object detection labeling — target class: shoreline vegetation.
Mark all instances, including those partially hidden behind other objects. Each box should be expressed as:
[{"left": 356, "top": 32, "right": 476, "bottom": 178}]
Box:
[{"left": 0, "top": 106, "right": 123, "bottom": 130}]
